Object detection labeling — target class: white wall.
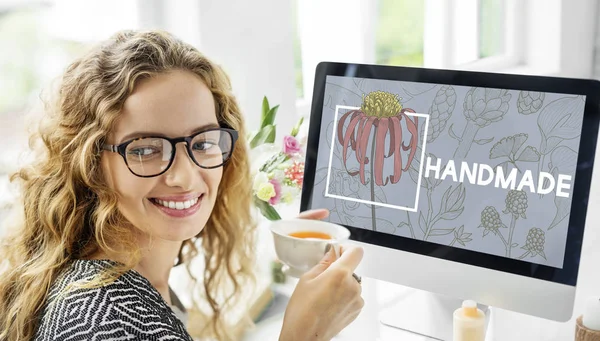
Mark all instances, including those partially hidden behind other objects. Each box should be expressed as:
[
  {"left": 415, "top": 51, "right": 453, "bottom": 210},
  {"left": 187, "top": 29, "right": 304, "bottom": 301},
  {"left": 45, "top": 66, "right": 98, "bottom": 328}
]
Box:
[{"left": 138, "top": 0, "right": 298, "bottom": 136}]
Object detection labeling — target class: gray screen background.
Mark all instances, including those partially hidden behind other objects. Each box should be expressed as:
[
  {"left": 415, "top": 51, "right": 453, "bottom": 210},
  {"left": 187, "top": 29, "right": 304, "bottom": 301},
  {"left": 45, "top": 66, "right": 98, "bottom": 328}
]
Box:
[{"left": 309, "top": 75, "right": 585, "bottom": 269}]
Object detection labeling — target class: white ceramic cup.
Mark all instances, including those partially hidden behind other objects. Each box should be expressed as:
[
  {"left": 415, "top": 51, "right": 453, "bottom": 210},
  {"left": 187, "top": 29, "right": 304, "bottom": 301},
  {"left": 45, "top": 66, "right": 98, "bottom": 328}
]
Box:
[{"left": 270, "top": 218, "right": 351, "bottom": 277}]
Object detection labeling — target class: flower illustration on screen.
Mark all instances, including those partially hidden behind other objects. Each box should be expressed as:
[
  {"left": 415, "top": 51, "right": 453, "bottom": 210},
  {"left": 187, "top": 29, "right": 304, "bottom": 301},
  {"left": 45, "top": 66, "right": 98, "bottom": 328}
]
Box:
[
  {"left": 336, "top": 91, "right": 419, "bottom": 230},
  {"left": 337, "top": 91, "right": 419, "bottom": 186}
]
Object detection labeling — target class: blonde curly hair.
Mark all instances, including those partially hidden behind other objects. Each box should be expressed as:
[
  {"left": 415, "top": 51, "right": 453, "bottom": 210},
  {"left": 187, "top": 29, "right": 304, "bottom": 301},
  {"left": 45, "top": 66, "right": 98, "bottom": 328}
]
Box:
[{"left": 0, "top": 30, "right": 256, "bottom": 341}]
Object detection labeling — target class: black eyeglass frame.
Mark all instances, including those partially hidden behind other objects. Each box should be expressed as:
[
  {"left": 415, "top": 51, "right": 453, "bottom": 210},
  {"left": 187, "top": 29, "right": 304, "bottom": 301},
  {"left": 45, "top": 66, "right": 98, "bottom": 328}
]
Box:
[{"left": 101, "top": 127, "right": 239, "bottom": 178}]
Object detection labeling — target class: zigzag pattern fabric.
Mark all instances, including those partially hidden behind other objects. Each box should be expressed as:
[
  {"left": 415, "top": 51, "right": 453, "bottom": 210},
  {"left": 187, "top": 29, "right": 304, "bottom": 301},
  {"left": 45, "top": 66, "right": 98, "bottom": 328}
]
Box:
[{"left": 34, "top": 259, "right": 193, "bottom": 341}]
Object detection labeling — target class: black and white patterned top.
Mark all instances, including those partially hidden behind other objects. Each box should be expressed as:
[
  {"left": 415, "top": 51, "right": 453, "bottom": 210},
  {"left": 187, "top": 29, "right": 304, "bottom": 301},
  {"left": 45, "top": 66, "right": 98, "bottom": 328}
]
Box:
[{"left": 34, "top": 259, "right": 194, "bottom": 341}]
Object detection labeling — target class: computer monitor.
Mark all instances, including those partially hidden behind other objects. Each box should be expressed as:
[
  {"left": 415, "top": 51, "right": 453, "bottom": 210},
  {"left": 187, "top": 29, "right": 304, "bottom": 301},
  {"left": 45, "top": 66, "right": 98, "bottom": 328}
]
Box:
[{"left": 300, "top": 62, "right": 600, "bottom": 338}]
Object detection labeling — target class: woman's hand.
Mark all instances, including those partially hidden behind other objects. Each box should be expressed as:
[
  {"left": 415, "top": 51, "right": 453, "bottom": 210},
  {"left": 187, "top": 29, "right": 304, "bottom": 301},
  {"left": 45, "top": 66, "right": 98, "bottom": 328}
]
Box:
[{"left": 279, "top": 209, "right": 364, "bottom": 341}]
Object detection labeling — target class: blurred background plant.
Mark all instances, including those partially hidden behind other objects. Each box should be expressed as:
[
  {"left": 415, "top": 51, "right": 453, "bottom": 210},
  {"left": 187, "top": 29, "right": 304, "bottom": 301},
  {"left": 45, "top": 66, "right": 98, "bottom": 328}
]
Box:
[{"left": 249, "top": 96, "right": 306, "bottom": 221}]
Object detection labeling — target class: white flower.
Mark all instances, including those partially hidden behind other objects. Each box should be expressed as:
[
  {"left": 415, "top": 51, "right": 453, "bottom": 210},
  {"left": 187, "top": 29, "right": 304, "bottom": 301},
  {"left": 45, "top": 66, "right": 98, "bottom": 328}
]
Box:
[
  {"left": 280, "top": 185, "right": 300, "bottom": 204},
  {"left": 270, "top": 169, "right": 286, "bottom": 182},
  {"left": 253, "top": 172, "right": 269, "bottom": 192}
]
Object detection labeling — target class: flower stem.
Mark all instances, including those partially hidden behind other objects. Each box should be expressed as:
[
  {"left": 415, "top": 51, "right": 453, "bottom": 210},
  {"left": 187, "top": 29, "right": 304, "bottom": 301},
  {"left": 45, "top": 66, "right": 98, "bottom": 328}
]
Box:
[
  {"left": 453, "top": 120, "right": 479, "bottom": 160},
  {"left": 423, "top": 188, "right": 434, "bottom": 241},
  {"left": 495, "top": 229, "right": 508, "bottom": 248},
  {"left": 537, "top": 153, "right": 546, "bottom": 198},
  {"left": 406, "top": 211, "right": 416, "bottom": 238},
  {"left": 517, "top": 250, "right": 531, "bottom": 260},
  {"left": 507, "top": 214, "right": 517, "bottom": 257},
  {"left": 449, "top": 237, "right": 457, "bottom": 247},
  {"left": 370, "top": 126, "right": 377, "bottom": 231}
]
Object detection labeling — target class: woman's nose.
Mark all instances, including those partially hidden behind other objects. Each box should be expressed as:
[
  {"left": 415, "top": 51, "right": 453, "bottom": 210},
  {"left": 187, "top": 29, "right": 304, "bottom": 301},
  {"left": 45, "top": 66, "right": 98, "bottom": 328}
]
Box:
[{"left": 164, "top": 143, "right": 201, "bottom": 189}]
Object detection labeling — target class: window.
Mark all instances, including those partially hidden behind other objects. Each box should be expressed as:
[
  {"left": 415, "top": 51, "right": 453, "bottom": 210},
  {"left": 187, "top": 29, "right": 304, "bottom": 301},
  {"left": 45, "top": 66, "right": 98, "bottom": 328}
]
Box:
[
  {"left": 479, "top": 0, "right": 505, "bottom": 58},
  {"left": 0, "top": 0, "right": 139, "bottom": 219},
  {"left": 375, "top": 0, "right": 425, "bottom": 67},
  {"left": 292, "top": 0, "right": 304, "bottom": 99},
  {"left": 292, "top": 0, "right": 524, "bottom": 108}
]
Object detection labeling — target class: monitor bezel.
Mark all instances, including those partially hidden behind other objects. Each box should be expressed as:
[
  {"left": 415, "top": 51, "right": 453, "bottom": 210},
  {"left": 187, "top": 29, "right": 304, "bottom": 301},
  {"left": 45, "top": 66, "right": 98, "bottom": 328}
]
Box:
[{"left": 300, "top": 61, "right": 600, "bottom": 287}]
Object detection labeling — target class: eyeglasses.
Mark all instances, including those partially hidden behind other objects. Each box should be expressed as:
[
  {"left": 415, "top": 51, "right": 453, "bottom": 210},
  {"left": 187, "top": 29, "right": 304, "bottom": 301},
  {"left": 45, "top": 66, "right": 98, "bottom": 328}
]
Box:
[{"left": 102, "top": 127, "right": 238, "bottom": 178}]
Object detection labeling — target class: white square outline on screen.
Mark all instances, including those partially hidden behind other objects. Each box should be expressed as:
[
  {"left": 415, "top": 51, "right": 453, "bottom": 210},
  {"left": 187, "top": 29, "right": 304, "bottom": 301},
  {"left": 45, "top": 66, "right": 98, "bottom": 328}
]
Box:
[{"left": 325, "top": 105, "right": 430, "bottom": 212}]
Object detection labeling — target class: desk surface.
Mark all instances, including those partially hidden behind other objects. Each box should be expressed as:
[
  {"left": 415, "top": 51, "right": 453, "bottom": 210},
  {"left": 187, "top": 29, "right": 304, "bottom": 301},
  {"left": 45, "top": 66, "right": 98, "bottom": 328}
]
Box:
[{"left": 243, "top": 188, "right": 600, "bottom": 341}]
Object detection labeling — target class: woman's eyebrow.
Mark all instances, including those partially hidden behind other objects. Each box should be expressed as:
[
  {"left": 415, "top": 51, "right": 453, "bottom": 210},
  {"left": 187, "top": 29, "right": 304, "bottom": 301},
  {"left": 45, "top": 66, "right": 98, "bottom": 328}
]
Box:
[{"left": 119, "top": 123, "right": 221, "bottom": 142}]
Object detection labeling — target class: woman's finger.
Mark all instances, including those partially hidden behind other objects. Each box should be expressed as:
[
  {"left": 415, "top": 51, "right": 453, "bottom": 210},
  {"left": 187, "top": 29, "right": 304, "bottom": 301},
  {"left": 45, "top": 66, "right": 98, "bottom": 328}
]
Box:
[{"left": 297, "top": 208, "right": 330, "bottom": 220}]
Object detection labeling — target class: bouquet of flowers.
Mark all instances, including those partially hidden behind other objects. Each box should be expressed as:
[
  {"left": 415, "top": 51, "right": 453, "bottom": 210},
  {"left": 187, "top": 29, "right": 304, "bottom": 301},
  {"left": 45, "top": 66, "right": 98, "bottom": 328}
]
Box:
[{"left": 248, "top": 97, "right": 305, "bottom": 221}]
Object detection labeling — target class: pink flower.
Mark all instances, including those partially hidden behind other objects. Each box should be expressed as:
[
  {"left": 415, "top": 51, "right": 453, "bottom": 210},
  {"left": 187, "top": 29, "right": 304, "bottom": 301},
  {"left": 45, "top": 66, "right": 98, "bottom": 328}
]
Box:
[
  {"left": 283, "top": 135, "right": 301, "bottom": 156},
  {"left": 269, "top": 179, "right": 282, "bottom": 205}
]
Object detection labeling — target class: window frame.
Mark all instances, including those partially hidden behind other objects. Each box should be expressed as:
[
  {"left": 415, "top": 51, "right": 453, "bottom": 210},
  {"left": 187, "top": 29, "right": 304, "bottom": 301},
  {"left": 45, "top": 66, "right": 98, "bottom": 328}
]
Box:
[{"left": 295, "top": 0, "right": 597, "bottom": 117}]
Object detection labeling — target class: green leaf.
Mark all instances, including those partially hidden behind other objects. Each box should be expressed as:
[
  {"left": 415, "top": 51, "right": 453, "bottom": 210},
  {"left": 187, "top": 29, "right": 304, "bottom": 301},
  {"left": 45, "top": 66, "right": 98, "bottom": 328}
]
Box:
[
  {"left": 261, "top": 96, "right": 270, "bottom": 123},
  {"left": 429, "top": 228, "right": 455, "bottom": 237},
  {"left": 291, "top": 116, "right": 304, "bottom": 137},
  {"left": 457, "top": 239, "right": 466, "bottom": 247},
  {"left": 253, "top": 196, "right": 281, "bottom": 221},
  {"left": 250, "top": 125, "right": 276, "bottom": 148},
  {"left": 265, "top": 124, "right": 276, "bottom": 143},
  {"left": 262, "top": 105, "right": 279, "bottom": 129}
]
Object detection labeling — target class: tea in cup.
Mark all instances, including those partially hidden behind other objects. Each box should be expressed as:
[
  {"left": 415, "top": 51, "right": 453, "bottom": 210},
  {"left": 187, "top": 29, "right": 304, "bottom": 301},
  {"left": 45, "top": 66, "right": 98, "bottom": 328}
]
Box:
[{"left": 270, "top": 218, "right": 351, "bottom": 277}]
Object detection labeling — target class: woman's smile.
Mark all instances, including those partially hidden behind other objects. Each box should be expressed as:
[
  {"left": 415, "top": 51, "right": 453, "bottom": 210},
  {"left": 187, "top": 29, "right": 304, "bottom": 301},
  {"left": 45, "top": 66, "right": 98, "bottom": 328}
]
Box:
[{"left": 148, "top": 193, "right": 204, "bottom": 218}]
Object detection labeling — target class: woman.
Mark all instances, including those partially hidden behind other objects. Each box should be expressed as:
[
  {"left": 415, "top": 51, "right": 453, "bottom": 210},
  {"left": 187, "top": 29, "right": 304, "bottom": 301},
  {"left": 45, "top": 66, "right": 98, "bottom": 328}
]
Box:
[{"left": 0, "top": 30, "right": 364, "bottom": 341}]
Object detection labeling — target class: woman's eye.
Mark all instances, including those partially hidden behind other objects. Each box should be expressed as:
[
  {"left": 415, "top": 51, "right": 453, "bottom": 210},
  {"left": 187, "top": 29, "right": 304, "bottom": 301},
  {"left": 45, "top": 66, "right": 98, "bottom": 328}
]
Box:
[
  {"left": 192, "top": 141, "right": 216, "bottom": 151},
  {"left": 128, "top": 147, "right": 161, "bottom": 156}
]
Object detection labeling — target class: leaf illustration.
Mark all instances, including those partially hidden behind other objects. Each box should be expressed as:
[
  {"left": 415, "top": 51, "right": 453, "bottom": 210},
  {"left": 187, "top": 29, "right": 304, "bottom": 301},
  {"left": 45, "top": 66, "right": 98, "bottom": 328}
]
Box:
[
  {"left": 419, "top": 212, "right": 426, "bottom": 234},
  {"left": 408, "top": 165, "right": 427, "bottom": 189},
  {"left": 548, "top": 147, "right": 577, "bottom": 229},
  {"left": 440, "top": 186, "right": 452, "bottom": 213},
  {"left": 448, "top": 124, "right": 461, "bottom": 141},
  {"left": 549, "top": 146, "right": 578, "bottom": 174},
  {"left": 511, "top": 243, "right": 518, "bottom": 248},
  {"left": 483, "top": 229, "right": 490, "bottom": 237},
  {"left": 315, "top": 167, "right": 329, "bottom": 186},
  {"left": 455, "top": 225, "right": 464, "bottom": 238},
  {"left": 440, "top": 207, "right": 464, "bottom": 220},
  {"left": 474, "top": 137, "right": 494, "bottom": 145},
  {"left": 493, "top": 161, "right": 514, "bottom": 175},
  {"left": 538, "top": 250, "right": 547, "bottom": 260},
  {"left": 490, "top": 133, "right": 528, "bottom": 159},
  {"left": 402, "top": 83, "right": 437, "bottom": 96},
  {"left": 516, "top": 146, "right": 540, "bottom": 162},
  {"left": 446, "top": 184, "right": 466, "bottom": 212},
  {"left": 537, "top": 96, "right": 585, "bottom": 155},
  {"left": 429, "top": 228, "right": 455, "bottom": 237}
]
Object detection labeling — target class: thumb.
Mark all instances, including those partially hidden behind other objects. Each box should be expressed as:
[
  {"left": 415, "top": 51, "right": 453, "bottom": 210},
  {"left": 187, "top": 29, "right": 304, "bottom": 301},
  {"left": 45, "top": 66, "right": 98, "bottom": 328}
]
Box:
[{"left": 304, "top": 243, "right": 338, "bottom": 279}]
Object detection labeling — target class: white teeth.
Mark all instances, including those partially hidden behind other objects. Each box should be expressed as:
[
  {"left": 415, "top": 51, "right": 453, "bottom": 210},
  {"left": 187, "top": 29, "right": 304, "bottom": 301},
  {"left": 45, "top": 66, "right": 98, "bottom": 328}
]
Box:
[{"left": 154, "top": 197, "right": 199, "bottom": 210}]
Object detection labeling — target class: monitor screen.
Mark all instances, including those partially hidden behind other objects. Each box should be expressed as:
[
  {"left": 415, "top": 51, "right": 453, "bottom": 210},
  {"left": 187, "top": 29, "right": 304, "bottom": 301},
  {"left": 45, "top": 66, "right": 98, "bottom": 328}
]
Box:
[{"left": 302, "top": 62, "right": 600, "bottom": 286}]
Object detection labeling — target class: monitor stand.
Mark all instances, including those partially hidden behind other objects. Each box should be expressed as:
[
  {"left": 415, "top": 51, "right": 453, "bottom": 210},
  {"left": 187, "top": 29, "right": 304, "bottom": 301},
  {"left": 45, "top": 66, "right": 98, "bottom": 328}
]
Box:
[{"left": 378, "top": 289, "right": 491, "bottom": 340}]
